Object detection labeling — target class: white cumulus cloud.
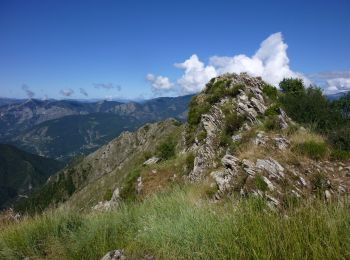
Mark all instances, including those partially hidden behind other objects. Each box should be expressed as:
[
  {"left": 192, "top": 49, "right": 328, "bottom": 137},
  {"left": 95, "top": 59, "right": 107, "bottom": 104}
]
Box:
[
  {"left": 210, "top": 32, "right": 310, "bottom": 89},
  {"left": 146, "top": 32, "right": 311, "bottom": 94},
  {"left": 174, "top": 54, "right": 217, "bottom": 94},
  {"left": 146, "top": 73, "right": 174, "bottom": 92}
]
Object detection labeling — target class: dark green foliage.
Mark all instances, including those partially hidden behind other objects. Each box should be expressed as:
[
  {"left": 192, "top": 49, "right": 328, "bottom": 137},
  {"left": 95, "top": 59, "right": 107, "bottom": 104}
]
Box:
[
  {"left": 278, "top": 78, "right": 350, "bottom": 154},
  {"left": 197, "top": 130, "right": 207, "bottom": 143},
  {"left": 156, "top": 136, "right": 176, "bottom": 160},
  {"left": 279, "top": 78, "right": 305, "bottom": 95},
  {"left": 280, "top": 86, "right": 338, "bottom": 131},
  {"left": 264, "top": 104, "right": 280, "bottom": 116},
  {"left": 330, "top": 149, "right": 350, "bottom": 161},
  {"left": 255, "top": 175, "right": 268, "bottom": 192},
  {"left": 332, "top": 92, "right": 350, "bottom": 119},
  {"left": 262, "top": 84, "right": 278, "bottom": 100},
  {"left": 120, "top": 169, "right": 141, "bottom": 201},
  {"left": 328, "top": 127, "right": 350, "bottom": 151},
  {"left": 219, "top": 104, "right": 244, "bottom": 150},
  {"left": 224, "top": 113, "right": 245, "bottom": 135},
  {"left": 187, "top": 96, "right": 210, "bottom": 126},
  {"left": 295, "top": 141, "right": 327, "bottom": 160}
]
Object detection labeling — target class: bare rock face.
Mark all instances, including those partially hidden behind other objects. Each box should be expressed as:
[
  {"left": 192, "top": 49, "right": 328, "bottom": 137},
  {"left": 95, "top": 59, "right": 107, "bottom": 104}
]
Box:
[{"left": 256, "top": 158, "right": 285, "bottom": 179}]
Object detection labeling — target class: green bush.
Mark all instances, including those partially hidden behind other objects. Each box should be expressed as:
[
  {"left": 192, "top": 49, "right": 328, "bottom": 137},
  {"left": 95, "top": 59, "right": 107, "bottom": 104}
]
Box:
[
  {"left": 264, "top": 104, "right": 280, "bottom": 116},
  {"left": 262, "top": 84, "right": 278, "bottom": 100},
  {"left": 295, "top": 141, "right": 327, "bottom": 160},
  {"left": 328, "top": 127, "right": 350, "bottom": 151},
  {"left": 279, "top": 78, "right": 305, "bottom": 95},
  {"left": 156, "top": 136, "right": 176, "bottom": 160},
  {"left": 187, "top": 96, "right": 210, "bottom": 126}
]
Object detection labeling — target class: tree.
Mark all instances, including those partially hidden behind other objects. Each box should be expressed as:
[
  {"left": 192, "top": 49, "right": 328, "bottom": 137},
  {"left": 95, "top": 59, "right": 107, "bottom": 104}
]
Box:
[{"left": 279, "top": 78, "right": 305, "bottom": 95}]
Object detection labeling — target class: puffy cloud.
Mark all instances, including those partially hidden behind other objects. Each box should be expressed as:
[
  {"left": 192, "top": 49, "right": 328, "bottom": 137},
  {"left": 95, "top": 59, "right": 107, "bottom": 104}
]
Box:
[
  {"left": 59, "top": 88, "right": 74, "bottom": 97},
  {"left": 146, "top": 73, "right": 174, "bottom": 92},
  {"left": 147, "top": 32, "right": 311, "bottom": 94},
  {"left": 174, "top": 55, "right": 217, "bottom": 94},
  {"left": 21, "top": 84, "right": 35, "bottom": 98},
  {"left": 93, "top": 83, "right": 122, "bottom": 91},
  {"left": 210, "top": 32, "right": 310, "bottom": 88},
  {"left": 79, "top": 88, "right": 88, "bottom": 97}
]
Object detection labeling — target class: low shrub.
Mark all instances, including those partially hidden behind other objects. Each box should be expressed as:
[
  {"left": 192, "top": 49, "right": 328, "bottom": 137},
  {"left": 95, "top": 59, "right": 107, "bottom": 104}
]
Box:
[
  {"left": 262, "top": 84, "right": 278, "bottom": 100},
  {"left": 156, "top": 136, "right": 176, "bottom": 160},
  {"left": 264, "top": 115, "right": 280, "bottom": 131},
  {"left": 197, "top": 130, "right": 207, "bottom": 143},
  {"left": 264, "top": 104, "right": 280, "bottom": 116},
  {"left": 295, "top": 141, "right": 327, "bottom": 160},
  {"left": 330, "top": 149, "right": 350, "bottom": 161}
]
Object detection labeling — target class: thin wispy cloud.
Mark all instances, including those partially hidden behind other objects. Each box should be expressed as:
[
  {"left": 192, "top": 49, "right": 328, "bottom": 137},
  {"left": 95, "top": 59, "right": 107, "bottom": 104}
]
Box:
[
  {"left": 21, "top": 84, "right": 35, "bottom": 98},
  {"left": 59, "top": 88, "right": 74, "bottom": 97},
  {"left": 146, "top": 32, "right": 311, "bottom": 94},
  {"left": 308, "top": 70, "right": 350, "bottom": 94},
  {"left": 79, "top": 88, "right": 88, "bottom": 97},
  {"left": 93, "top": 83, "right": 122, "bottom": 91}
]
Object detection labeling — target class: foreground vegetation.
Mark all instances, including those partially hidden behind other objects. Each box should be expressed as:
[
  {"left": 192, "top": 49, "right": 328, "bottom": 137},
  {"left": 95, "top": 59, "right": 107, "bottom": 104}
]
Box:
[{"left": 1, "top": 185, "right": 350, "bottom": 259}]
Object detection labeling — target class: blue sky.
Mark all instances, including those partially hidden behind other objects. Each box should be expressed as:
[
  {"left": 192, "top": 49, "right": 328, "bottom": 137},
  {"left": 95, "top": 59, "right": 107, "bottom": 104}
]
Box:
[{"left": 0, "top": 0, "right": 349, "bottom": 99}]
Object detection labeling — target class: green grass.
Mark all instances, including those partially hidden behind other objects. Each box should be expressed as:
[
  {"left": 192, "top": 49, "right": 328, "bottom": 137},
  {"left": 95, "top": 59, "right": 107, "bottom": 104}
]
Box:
[
  {"left": 295, "top": 140, "right": 328, "bottom": 160},
  {"left": 1, "top": 186, "right": 350, "bottom": 259}
]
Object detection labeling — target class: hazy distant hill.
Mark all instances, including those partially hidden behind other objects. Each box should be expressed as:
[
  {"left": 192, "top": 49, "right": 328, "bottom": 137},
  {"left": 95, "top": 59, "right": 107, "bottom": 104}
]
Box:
[
  {"left": 0, "top": 95, "right": 193, "bottom": 160},
  {"left": 0, "top": 144, "right": 64, "bottom": 209}
]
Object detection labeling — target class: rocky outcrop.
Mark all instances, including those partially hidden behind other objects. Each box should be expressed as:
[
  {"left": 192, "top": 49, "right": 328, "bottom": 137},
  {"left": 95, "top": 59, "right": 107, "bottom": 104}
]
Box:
[
  {"left": 143, "top": 157, "right": 160, "bottom": 165},
  {"left": 189, "top": 73, "right": 269, "bottom": 181},
  {"left": 92, "top": 188, "right": 120, "bottom": 212}
]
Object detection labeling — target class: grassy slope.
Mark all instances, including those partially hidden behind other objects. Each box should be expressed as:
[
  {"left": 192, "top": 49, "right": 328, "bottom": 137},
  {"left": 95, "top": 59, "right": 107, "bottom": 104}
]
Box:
[{"left": 1, "top": 185, "right": 350, "bottom": 259}]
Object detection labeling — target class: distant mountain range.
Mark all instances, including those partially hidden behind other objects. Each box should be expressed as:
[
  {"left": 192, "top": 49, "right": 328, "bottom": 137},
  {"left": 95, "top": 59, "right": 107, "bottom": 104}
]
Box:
[
  {"left": 0, "top": 95, "right": 193, "bottom": 161},
  {"left": 0, "top": 144, "right": 64, "bottom": 209}
]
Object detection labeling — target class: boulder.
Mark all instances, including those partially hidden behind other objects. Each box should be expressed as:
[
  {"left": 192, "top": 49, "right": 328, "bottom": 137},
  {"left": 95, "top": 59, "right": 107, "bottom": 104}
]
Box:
[
  {"left": 101, "top": 249, "right": 126, "bottom": 260},
  {"left": 143, "top": 157, "right": 160, "bottom": 165}
]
